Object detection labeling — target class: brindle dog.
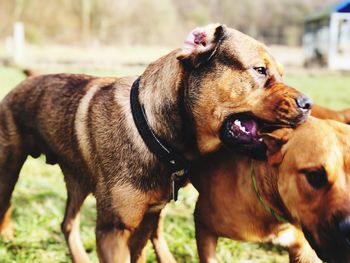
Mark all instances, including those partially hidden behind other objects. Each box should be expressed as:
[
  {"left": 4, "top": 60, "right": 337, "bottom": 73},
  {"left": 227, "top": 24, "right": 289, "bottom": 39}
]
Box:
[
  {"left": 191, "top": 117, "right": 350, "bottom": 263},
  {"left": 0, "top": 24, "right": 310, "bottom": 262}
]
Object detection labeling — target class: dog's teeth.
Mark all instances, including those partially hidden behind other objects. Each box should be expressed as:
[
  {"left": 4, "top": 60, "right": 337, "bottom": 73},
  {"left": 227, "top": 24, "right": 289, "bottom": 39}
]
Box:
[
  {"left": 234, "top": 120, "right": 242, "bottom": 126},
  {"left": 241, "top": 126, "right": 249, "bottom": 133},
  {"left": 234, "top": 119, "right": 250, "bottom": 134},
  {"left": 234, "top": 120, "right": 244, "bottom": 129}
]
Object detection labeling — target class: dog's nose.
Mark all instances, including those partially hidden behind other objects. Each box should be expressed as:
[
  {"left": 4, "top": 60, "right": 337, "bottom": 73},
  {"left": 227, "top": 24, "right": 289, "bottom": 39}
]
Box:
[
  {"left": 295, "top": 95, "right": 312, "bottom": 110},
  {"left": 339, "top": 218, "right": 350, "bottom": 245}
]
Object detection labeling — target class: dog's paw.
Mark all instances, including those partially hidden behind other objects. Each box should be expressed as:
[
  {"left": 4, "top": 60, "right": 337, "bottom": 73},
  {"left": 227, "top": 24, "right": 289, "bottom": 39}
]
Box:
[{"left": 0, "top": 224, "right": 14, "bottom": 241}]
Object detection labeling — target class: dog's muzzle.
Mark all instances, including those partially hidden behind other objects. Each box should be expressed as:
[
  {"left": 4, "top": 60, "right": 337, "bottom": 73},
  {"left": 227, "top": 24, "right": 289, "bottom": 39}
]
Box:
[{"left": 302, "top": 216, "right": 350, "bottom": 263}]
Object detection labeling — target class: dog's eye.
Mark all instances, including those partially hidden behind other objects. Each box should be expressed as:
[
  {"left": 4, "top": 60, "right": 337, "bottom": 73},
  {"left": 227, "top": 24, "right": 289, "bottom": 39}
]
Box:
[
  {"left": 301, "top": 167, "right": 328, "bottom": 189},
  {"left": 254, "top": 66, "right": 268, "bottom": 76}
]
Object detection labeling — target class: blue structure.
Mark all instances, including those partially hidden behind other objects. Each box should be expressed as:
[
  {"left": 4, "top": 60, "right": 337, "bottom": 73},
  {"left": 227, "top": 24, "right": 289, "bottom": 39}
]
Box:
[
  {"left": 337, "top": 0, "right": 350, "bottom": 12},
  {"left": 304, "top": 0, "right": 350, "bottom": 70}
]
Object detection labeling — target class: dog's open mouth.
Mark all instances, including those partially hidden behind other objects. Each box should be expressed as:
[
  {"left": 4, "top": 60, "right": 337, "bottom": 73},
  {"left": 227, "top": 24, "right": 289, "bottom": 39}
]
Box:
[{"left": 219, "top": 113, "right": 276, "bottom": 159}]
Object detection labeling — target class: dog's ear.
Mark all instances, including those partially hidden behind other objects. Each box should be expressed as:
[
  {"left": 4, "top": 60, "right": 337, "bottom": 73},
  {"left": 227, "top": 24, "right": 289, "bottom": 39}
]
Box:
[
  {"left": 260, "top": 128, "right": 293, "bottom": 166},
  {"left": 177, "top": 23, "right": 226, "bottom": 68},
  {"left": 276, "top": 60, "right": 284, "bottom": 76}
]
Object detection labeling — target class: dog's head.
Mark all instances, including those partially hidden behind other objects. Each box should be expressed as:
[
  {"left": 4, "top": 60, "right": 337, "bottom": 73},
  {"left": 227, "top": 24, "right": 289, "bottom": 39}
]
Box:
[
  {"left": 263, "top": 117, "right": 350, "bottom": 262},
  {"left": 177, "top": 24, "right": 311, "bottom": 154}
]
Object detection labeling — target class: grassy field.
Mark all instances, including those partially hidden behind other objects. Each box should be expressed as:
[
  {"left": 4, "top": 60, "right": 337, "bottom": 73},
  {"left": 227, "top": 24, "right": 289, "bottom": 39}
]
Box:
[{"left": 0, "top": 65, "right": 350, "bottom": 263}]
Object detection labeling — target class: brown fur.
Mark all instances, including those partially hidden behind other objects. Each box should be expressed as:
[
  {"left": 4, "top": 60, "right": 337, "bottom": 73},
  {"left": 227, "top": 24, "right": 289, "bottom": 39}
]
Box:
[
  {"left": 148, "top": 105, "right": 350, "bottom": 262},
  {"left": 0, "top": 24, "right": 310, "bottom": 262},
  {"left": 191, "top": 117, "right": 350, "bottom": 263},
  {"left": 311, "top": 104, "right": 350, "bottom": 124}
]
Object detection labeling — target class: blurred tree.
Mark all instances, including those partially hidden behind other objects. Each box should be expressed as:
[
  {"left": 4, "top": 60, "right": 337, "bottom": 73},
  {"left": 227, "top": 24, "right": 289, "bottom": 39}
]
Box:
[
  {"left": 0, "top": 0, "right": 341, "bottom": 46},
  {"left": 71, "top": 0, "right": 95, "bottom": 42}
]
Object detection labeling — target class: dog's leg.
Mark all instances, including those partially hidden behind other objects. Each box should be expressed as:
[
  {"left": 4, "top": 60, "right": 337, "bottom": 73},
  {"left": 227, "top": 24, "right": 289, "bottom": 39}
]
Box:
[
  {"left": 0, "top": 165, "right": 16, "bottom": 242},
  {"left": 195, "top": 212, "right": 218, "bottom": 263},
  {"left": 150, "top": 208, "right": 176, "bottom": 263},
  {"left": 95, "top": 218, "right": 131, "bottom": 263},
  {"left": 95, "top": 181, "right": 165, "bottom": 263},
  {"left": 128, "top": 209, "right": 176, "bottom": 263},
  {"left": 273, "top": 225, "right": 321, "bottom": 263},
  {"left": 133, "top": 247, "right": 146, "bottom": 263},
  {"left": 95, "top": 181, "right": 160, "bottom": 263},
  {"left": 0, "top": 203, "right": 14, "bottom": 240},
  {"left": 128, "top": 212, "right": 160, "bottom": 263},
  {"left": 0, "top": 112, "right": 26, "bottom": 240},
  {"left": 287, "top": 245, "right": 322, "bottom": 263},
  {"left": 196, "top": 226, "right": 218, "bottom": 263},
  {"left": 61, "top": 176, "right": 90, "bottom": 263}
]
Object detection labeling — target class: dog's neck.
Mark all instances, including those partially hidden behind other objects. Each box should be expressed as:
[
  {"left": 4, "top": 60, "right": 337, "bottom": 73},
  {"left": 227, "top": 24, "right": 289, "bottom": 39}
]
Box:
[
  {"left": 253, "top": 161, "right": 293, "bottom": 222},
  {"left": 138, "top": 50, "right": 198, "bottom": 160}
]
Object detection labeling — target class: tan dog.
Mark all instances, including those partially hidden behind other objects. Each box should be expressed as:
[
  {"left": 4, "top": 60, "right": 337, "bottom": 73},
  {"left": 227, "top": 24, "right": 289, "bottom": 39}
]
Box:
[
  {"left": 312, "top": 104, "right": 350, "bottom": 124},
  {"left": 0, "top": 24, "right": 310, "bottom": 262},
  {"left": 191, "top": 117, "right": 350, "bottom": 263},
  {"left": 145, "top": 106, "right": 350, "bottom": 263}
]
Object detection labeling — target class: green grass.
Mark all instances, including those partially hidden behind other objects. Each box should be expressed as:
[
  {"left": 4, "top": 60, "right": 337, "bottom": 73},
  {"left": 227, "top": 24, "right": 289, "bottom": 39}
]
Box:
[
  {"left": 0, "top": 66, "right": 350, "bottom": 262},
  {"left": 285, "top": 72, "right": 350, "bottom": 110}
]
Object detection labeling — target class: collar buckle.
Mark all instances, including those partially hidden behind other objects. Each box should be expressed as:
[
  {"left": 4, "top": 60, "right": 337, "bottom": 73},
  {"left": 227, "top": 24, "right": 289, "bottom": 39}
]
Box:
[{"left": 171, "top": 169, "right": 188, "bottom": 201}]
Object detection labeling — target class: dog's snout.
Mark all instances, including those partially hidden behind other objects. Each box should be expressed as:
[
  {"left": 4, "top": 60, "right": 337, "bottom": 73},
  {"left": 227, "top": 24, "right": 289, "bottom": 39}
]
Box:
[
  {"left": 339, "top": 218, "right": 350, "bottom": 245},
  {"left": 295, "top": 95, "right": 312, "bottom": 110}
]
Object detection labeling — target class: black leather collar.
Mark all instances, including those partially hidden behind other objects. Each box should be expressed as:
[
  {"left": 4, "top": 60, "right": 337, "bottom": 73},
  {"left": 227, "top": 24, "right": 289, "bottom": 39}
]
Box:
[{"left": 130, "top": 77, "right": 189, "bottom": 201}]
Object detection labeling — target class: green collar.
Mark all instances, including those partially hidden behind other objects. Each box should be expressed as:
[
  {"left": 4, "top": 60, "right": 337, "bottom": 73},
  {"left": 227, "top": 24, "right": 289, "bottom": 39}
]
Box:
[{"left": 250, "top": 161, "right": 289, "bottom": 223}]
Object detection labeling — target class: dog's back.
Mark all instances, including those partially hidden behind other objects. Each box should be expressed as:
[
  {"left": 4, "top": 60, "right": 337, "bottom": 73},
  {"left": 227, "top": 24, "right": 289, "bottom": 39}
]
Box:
[
  {"left": 0, "top": 74, "right": 134, "bottom": 188},
  {"left": 2, "top": 74, "right": 95, "bottom": 163}
]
